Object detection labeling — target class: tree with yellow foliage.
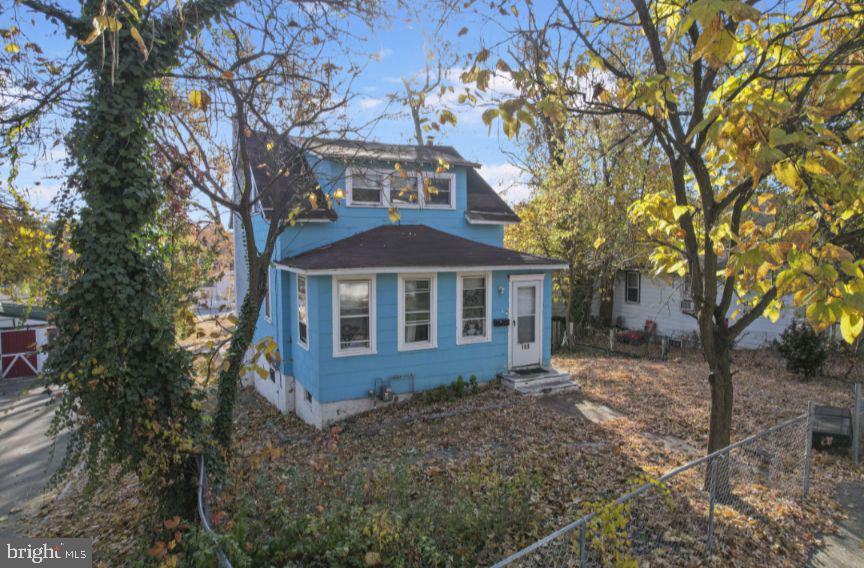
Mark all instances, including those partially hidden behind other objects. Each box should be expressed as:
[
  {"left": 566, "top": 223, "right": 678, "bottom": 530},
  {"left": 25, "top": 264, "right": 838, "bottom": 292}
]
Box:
[{"left": 470, "top": 0, "right": 864, "bottom": 455}]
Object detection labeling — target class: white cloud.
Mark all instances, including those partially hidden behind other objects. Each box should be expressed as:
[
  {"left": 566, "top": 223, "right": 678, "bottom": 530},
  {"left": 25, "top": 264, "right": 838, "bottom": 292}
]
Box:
[
  {"left": 358, "top": 97, "right": 385, "bottom": 110},
  {"left": 479, "top": 162, "right": 532, "bottom": 205},
  {"left": 373, "top": 47, "right": 394, "bottom": 62},
  {"left": 420, "top": 67, "right": 520, "bottom": 127}
]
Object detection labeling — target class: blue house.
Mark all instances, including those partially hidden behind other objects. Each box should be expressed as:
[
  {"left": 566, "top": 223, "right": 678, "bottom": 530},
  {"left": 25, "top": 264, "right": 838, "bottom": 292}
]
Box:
[{"left": 234, "top": 135, "right": 570, "bottom": 428}]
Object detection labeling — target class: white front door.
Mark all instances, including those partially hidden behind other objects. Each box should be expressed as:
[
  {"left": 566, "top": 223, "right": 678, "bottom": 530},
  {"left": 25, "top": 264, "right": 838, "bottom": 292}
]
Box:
[{"left": 510, "top": 278, "right": 542, "bottom": 369}]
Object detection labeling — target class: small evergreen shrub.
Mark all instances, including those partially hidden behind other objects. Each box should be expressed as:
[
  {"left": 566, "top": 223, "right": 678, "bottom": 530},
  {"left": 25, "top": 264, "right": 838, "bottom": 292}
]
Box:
[
  {"left": 468, "top": 375, "right": 479, "bottom": 394},
  {"left": 776, "top": 320, "right": 827, "bottom": 378},
  {"left": 422, "top": 376, "right": 482, "bottom": 403}
]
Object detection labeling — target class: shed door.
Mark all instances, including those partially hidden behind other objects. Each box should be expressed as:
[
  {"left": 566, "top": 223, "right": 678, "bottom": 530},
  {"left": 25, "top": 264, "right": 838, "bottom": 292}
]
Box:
[
  {"left": 1, "top": 329, "right": 38, "bottom": 379},
  {"left": 510, "top": 279, "right": 542, "bottom": 369}
]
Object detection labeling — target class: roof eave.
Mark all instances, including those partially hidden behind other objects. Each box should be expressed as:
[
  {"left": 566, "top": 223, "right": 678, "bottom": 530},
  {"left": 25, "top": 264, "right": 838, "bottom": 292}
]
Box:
[
  {"left": 273, "top": 262, "right": 569, "bottom": 276},
  {"left": 465, "top": 212, "right": 521, "bottom": 225}
]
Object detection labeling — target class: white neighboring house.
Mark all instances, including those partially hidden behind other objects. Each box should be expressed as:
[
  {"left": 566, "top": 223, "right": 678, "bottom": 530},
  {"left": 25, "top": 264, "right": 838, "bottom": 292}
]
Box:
[
  {"left": 198, "top": 270, "right": 235, "bottom": 314},
  {"left": 594, "top": 270, "right": 801, "bottom": 349}
]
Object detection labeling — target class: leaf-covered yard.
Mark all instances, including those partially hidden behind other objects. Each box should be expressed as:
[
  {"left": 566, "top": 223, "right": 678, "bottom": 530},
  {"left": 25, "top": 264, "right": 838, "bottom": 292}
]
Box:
[{"left": 23, "top": 348, "right": 862, "bottom": 566}]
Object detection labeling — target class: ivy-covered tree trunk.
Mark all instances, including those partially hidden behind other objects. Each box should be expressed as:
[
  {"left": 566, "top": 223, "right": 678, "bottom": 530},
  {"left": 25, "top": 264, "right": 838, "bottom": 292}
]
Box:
[
  {"left": 43, "top": 1, "right": 238, "bottom": 518},
  {"left": 212, "top": 264, "right": 265, "bottom": 452},
  {"left": 213, "top": 234, "right": 276, "bottom": 454}
]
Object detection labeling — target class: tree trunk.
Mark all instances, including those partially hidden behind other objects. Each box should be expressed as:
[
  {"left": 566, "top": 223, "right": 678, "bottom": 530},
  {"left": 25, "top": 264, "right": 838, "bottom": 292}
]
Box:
[
  {"left": 707, "top": 354, "right": 734, "bottom": 453},
  {"left": 212, "top": 261, "right": 265, "bottom": 453},
  {"left": 701, "top": 322, "right": 734, "bottom": 496}
]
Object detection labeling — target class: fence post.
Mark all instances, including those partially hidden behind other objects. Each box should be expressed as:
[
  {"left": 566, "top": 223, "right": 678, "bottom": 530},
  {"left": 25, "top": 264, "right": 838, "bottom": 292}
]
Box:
[
  {"left": 852, "top": 383, "right": 861, "bottom": 466},
  {"left": 578, "top": 523, "right": 586, "bottom": 568},
  {"left": 803, "top": 401, "right": 814, "bottom": 500},
  {"left": 608, "top": 329, "right": 616, "bottom": 352},
  {"left": 706, "top": 456, "right": 718, "bottom": 557}
]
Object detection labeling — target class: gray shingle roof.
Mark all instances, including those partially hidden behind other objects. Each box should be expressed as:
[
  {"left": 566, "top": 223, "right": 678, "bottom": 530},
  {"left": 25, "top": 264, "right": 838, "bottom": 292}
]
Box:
[
  {"left": 244, "top": 133, "right": 519, "bottom": 224},
  {"left": 465, "top": 168, "right": 520, "bottom": 223},
  {"left": 300, "top": 137, "right": 481, "bottom": 168},
  {"left": 0, "top": 302, "right": 49, "bottom": 322},
  {"left": 244, "top": 132, "right": 336, "bottom": 221},
  {"left": 276, "top": 225, "right": 565, "bottom": 272}
]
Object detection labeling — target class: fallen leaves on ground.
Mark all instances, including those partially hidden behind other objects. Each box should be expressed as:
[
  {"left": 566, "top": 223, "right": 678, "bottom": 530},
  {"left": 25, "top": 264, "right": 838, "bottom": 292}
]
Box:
[{"left": 20, "top": 347, "right": 863, "bottom": 566}]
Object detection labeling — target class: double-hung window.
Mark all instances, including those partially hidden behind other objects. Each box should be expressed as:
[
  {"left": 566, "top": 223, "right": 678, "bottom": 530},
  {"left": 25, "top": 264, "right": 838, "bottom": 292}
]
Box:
[
  {"left": 625, "top": 271, "right": 641, "bottom": 304},
  {"left": 297, "top": 275, "right": 308, "bottom": 348},
  {"left": 457, "top": 272, "right": 492, "bottom": 344},
  {"left": 346, "top": 168, "right": 455, "bottom": 209},
  {"left": 398, "top": 274, "right": 437, "bottom": 350},
  {"left": 421, "top": 173, "right": 455, "bottom": 208},
  {"left": 390, "top": 173, "right": 419, "bottom": 205},
  {"left": 333, "top": 276, "right": 376, "bottom": 356},
  {"left": 348, "top": 170, "right": 384, "bottom": 206}
]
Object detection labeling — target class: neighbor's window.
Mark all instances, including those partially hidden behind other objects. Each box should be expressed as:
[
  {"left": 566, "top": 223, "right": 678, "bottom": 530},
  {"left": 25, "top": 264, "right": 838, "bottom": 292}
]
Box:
[
  {"left": 390, "top": 173, "right": 419, "bottom": 205},
  {"left": 458, "top": 273, "right": 491, "bottom": 344},
  {"left": 334, "top": 277, "right": 375, "bottom": 355},
  {"left": 625, "top": 271, "right": 641, "bottom": 304},
  {"left": 399, "top": 275, "right": 436, "bottom": 350},
  {"left": 349, "top": 170, "right": 384, "bottom": 205},
  {"left": 264, "top": 269, "right": 272, "bottom": 321},
  {"left": 297, "top": 275, "right": 308, "bottom": 347},
  {"left": 423, "top": 174, "right": 454, "bottom": 207}
]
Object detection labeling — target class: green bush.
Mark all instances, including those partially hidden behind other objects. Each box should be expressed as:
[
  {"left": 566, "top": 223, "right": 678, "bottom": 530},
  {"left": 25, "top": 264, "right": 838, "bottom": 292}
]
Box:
[
  {"left": 776, "top": 320, "right": 827, "bottom": 378},
  {"left": 423, "top": 376, "right": 482, "bottom": 403}
]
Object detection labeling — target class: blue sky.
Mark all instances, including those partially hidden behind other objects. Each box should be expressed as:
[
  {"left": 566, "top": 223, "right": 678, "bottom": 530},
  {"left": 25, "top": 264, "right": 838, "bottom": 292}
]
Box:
[{"left": 3, "top": 1, "right": 542, "bottom": 217}]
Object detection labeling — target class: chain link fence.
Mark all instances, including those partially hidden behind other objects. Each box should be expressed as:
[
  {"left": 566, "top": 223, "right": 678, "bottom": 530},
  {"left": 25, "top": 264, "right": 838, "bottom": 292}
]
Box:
[
  {"left": 852, "top": 383, "right": 862, "bottom": 465},
  {"left": 491, "top": 413, "right": 812, "bottom": 567}
]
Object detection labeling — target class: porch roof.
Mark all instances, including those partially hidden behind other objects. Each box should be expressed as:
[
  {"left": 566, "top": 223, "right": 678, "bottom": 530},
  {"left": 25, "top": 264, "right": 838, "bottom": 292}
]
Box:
[{"left": 275, "top": 225, "right": 567, "bottom": 274}]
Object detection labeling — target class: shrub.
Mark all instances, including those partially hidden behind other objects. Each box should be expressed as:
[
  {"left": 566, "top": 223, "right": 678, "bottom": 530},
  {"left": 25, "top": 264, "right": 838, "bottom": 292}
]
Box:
[
  {"left": 183, "top": 461, "right": 542, "bottom": 567},
  {"left": 468, "top": 375, "right": 479, "bottom": 394},
  {"left": 776, "top": 320, "right": 827, "bottom": 378},
  {"left": 451, "top": 376, "right": 466, "bottom": 398},
  {"left": 422, "top": 376, "right": 481, "bottom": 403}
]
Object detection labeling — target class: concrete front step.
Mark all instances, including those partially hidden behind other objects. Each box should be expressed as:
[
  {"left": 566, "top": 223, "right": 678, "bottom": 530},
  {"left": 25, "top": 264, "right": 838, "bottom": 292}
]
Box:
[{"left": 502, "top": 369, "right": 580, "bottom": 396}]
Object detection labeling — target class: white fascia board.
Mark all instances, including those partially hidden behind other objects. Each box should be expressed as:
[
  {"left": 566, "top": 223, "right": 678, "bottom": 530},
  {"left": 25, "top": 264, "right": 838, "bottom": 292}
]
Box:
[
  {"left": 272, "top": 263, "right": 568, "bottom": 275},
  {"left": 464, "top": 214, "right": 519, "bottom": 226}
]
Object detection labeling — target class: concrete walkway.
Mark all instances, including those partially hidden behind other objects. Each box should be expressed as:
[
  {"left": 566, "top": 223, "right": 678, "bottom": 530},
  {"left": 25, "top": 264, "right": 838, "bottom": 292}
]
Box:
[
  {"left": 0, "top": 376, "right": 67, "bottom": 536},
  {"left": 809, "top": 481, "right": 864, "bottom": 568}
]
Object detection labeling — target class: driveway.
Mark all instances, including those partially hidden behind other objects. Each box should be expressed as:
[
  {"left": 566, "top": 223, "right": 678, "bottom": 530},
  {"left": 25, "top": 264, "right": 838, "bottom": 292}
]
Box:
[{"left": 0, "top": 376, "right": 67, "bottom": 536}]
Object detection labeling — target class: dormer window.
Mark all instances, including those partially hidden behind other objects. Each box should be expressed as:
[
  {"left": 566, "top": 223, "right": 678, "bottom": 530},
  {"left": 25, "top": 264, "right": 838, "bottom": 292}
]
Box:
[
  {"left": 345, "top": 167, "right": 455, "bottom": 209},
  {"left": 390, "top": 173, "right": 420, "bottom": 205},
  {"left": 349, "top": 171, "right": 384, "bottom": 205},
  {"left": 423, "top": 174, "right": 455, "bottom": 208}
]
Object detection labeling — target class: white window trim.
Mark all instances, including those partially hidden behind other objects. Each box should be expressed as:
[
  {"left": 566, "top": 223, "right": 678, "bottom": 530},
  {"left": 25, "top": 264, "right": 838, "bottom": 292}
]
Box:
[
  {"left": 420, "top": 172, "right": 456, "bottom": 209},
  {"left": 625, "top": 270, "right": 641, "bottom": 304},
  {"left": 345, "top": 166, "right": 387, "bottom": 207},
  {"left": 397, "top": 273, "right": 438, "bottom": 352},
  {"left": 264, "top": 267, "right": 273, "bottom": 323},
  {"left": 249, "top": 165, "right": 264, "bottom": 216},
  {"left": 344, "top": 167, "right": 456, "bottom": 210},
  {"left": 296, "top": 274, "right": 309, "bottom": 350},
  {"left": 332, "top": 275, "right": 377, "bottom": 357},
  {"left": 456, "top": 271, "right": 493, "bottom": 345}
]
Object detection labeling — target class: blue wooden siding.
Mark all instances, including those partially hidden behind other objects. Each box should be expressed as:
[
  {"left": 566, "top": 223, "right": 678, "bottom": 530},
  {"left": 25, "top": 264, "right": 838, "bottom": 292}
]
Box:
[
  {"left": 276, "top": 159, "right": 504, "bottom": 259},
  {"left": 286, "top": 270, "right": 553, "bottom": 403},
  {"left": 241, "top": 153, "right": 557, "bottom": 405}
]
